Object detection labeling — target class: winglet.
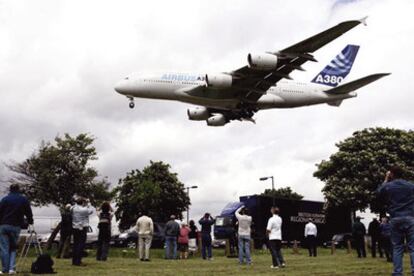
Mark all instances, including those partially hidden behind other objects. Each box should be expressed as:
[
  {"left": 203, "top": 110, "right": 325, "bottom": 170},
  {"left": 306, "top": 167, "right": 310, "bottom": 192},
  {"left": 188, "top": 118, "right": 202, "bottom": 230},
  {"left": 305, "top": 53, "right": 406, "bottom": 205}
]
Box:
[{"left": 359, "top": 16, "right": 368, "bottom": 26}]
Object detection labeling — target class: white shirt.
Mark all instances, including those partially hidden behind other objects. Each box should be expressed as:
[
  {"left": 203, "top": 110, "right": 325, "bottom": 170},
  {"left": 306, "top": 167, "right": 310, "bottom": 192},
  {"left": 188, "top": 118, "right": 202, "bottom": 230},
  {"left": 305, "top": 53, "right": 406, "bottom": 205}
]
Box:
[
  {"left": 266, "top": 214, "right": 282, "bottom": 240},
  {"left": 304, "top": 222, "right": 317, "bottom": 237},
  {"left": 71, "top": 203, "right": 94, "bottom": 230},
  {"left": 235, "top": 207, "right": 252, "bottom": 236},
  {"left": 136, "top": 215, "right": 154, "bottom": 236}
]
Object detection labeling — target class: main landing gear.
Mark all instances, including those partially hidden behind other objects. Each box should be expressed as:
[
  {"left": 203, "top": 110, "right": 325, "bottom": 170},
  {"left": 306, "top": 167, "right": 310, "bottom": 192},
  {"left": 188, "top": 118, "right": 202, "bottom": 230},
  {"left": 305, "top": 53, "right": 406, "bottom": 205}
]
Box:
[{"left": 128, "top": 97, "right": 135, "bottom": 109}]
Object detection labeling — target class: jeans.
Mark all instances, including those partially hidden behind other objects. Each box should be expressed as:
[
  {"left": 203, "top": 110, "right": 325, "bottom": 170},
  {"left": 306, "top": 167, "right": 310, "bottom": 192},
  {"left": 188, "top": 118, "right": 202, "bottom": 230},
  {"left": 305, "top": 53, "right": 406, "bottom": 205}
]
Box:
[
  {"left": 0, "top": 225, "right": 20, "bottom": 273},
  {"left": 138, "top": 234, "right": 152, "bottom": 260},
  {"left": 72, "top": 228, "right": 87, "bottom": 265},
  {"left": 269, "top": 239, "right": 284, "bottom": 267},
  {"left": 371, "top": 236, "right": 383, "bottom": 258},
  {"left": 96, "top": 239, "right": 110, "bottom": 261},
  {"left": 381, "top": 235, "right": 393, "bottom": 262},
  {"left": 390, "top": 216, "right": 414, "bottom": 276},
  {"left": 306, "top": 235, "right": 317, "bottom": 257},
  {"left": 201, "top": 233, "right": 212, "bottom": 259},
  {"left": 165, "top": 236, "right": 177, "bottom": 259},
  {"left": 238, "top": 235, "right": 251, "bottom": 264}
]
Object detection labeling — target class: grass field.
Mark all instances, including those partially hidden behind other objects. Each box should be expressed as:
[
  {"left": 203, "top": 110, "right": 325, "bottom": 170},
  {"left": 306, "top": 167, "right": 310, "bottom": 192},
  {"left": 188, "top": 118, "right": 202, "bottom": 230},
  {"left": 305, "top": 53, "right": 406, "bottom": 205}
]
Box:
[{"left": 16, "top": 247, "right": 405, "bottom": 275}]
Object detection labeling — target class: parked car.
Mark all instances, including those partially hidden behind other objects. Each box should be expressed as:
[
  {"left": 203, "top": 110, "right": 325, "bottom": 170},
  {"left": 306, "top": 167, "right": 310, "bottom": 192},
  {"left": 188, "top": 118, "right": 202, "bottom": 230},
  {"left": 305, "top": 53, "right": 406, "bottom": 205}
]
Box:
[
  {"left": 112, "top": 222, "right": 165, "bottom": 249},
  {"left": 323, "top": 233, "right": 352, "bottom": 248},
  {"left": 41, "top": 225, "right": 99, "bottom": 246}
]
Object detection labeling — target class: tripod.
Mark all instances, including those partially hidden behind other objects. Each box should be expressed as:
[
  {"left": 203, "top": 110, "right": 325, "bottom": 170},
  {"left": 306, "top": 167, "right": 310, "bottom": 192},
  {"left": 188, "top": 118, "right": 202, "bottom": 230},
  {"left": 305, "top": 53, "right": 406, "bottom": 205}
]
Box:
[{"left": 17, "top": 225, "right": 43, "bottom": 272}]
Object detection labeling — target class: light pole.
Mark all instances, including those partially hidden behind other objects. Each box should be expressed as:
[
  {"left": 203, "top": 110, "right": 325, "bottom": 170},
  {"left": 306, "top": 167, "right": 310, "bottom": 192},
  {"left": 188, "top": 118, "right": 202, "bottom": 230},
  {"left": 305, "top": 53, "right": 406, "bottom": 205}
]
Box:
[
  {"left": 184, "top": 186, "right": 198, "bottom": 223},
  {"left": 260, "top": 176, "right": 275, "bottom": 206}
]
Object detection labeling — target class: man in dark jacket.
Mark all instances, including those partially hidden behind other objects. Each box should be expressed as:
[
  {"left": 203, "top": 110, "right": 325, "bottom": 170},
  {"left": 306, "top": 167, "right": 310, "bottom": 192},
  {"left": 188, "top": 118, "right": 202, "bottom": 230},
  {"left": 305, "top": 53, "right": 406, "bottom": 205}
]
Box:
[
  {"left": 199, "top": 213, "right": 215, "bottom": 260},
  {"left": 352, "top": 217, "right": 366, "bottom": 258},
  {"left": 368, "top": 218, "right": 383, "bottom": 258},
  {"left": 164, "top": 215, "right": 180, "bottom": 259},
  {"left": 57, "top": 204, "right": 72, "bottom": 258},
  {"left": 377, "top": 166, "right": 414, "bottom": 275},
  {"left": 0, "top": 184, "right": 33, "bottom": 274}
]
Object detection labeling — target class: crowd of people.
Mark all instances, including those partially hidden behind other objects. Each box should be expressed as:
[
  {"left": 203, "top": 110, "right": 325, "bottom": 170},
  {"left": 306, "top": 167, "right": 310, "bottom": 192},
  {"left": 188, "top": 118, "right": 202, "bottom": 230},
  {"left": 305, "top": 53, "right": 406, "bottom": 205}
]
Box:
[{"left": 0, "top": 165, "right": 413, "bottom": 275}]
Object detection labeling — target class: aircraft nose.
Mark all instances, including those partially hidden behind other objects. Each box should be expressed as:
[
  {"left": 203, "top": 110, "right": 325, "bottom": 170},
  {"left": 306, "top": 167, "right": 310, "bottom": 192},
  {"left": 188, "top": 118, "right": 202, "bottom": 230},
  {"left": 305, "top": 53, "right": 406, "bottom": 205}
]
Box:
[{"left": 114, "top": 80, "right": 126, "bottom": 94}]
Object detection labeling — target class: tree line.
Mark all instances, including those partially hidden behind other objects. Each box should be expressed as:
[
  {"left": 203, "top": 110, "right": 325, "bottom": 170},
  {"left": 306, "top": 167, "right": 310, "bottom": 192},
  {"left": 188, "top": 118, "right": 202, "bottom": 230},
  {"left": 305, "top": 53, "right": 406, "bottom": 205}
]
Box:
[{"left": 3, "top": 127, "right": 414, "bottom": 230}]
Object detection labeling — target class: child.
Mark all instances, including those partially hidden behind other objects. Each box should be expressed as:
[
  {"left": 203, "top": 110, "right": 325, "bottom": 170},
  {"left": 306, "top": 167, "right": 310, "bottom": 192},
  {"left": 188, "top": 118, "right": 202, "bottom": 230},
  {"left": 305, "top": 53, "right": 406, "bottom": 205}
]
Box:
[{"left": 178, "top": 222, "right": 191, "bottom": 259}]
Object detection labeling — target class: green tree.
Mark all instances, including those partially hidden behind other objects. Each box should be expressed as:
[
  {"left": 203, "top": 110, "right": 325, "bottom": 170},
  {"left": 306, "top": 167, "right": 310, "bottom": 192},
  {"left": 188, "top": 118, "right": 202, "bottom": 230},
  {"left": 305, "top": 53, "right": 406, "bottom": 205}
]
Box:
[
  {"left": 314, "top": 127, "right": 414, "bottom": 213},
  {"left": 114, "top": 161, "right": 190, "bottom": 230},
  {"left": 7, "top": 133, "right": 112, "bottom": 209},
  {"left": 261, "top": 187, "right": 304, "bottom": 200}
]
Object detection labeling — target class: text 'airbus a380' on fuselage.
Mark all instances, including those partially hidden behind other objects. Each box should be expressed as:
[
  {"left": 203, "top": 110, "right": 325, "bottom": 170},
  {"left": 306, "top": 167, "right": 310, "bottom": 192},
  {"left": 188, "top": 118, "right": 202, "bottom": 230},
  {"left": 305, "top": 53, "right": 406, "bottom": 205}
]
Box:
[{"left": 114, "top": 17, "right": 390, "bottom": 126}]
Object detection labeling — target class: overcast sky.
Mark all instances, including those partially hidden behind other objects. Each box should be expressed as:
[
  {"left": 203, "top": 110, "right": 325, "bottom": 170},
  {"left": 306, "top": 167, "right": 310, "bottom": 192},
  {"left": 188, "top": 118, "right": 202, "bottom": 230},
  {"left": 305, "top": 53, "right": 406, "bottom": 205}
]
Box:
[{"left": 1, "top": 0, "right": 413, "bottom": 226}]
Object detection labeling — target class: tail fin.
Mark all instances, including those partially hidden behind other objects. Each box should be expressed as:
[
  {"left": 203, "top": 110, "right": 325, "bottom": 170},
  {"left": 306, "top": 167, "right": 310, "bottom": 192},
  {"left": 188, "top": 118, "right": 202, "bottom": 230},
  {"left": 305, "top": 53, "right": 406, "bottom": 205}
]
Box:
[{"left": 311, "top": 44, "right": 360, "bottom": 87}]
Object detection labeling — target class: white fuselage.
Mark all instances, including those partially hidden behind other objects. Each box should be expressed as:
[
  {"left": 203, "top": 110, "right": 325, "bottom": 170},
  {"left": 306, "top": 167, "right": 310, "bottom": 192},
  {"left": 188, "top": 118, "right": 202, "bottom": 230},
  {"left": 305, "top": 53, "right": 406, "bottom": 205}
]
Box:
[{"left": 114, "top": 72, "right": 356, "bottom": 110}]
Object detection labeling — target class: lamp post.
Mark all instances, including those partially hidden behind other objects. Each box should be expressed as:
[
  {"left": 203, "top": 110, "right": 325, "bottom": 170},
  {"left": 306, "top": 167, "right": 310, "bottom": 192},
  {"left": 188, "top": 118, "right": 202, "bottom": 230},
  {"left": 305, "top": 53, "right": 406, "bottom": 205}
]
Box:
[
  {"left": 184, "top": 186, "right": 198, "bottom": 223},
  {"left": 260, "top": 176, "right": 275, "bottom": 206}
]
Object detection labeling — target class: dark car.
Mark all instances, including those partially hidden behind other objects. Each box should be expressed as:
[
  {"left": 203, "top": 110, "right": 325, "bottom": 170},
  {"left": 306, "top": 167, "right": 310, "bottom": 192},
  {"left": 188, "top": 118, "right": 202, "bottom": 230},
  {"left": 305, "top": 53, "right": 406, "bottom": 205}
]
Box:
[
  {"left": 324, "top": 233, "right": 352, "bottom": 248},
  {"left": 112, "top": 222, "right": 165, "bottom": 248}
]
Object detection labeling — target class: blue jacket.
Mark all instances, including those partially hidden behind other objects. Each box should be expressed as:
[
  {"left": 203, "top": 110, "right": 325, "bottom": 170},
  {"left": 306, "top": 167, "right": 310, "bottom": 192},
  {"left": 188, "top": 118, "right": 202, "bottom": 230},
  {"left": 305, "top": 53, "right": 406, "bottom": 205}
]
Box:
[
  {"left": 0, "top": 192, "right": 33, "bottom": 227},
  {"left": 380, "top": 223, "right": 391, "bottom": 238},
  {"left": 377, "top": 179, "right": 414, "bottom": 218},
  {"left": 199, "top": 217, "right": 215, "bottom": 234}
]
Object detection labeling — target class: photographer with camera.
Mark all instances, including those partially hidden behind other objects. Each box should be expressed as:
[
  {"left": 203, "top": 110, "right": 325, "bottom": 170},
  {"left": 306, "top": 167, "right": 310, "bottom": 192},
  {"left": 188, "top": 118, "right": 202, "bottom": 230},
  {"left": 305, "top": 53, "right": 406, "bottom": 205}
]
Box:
[
  {"left": 0, "top": 184, "right": 33, "bottom": 274},
  {"left": 377, "top": 166, "right": 414, "bottom": 276}
]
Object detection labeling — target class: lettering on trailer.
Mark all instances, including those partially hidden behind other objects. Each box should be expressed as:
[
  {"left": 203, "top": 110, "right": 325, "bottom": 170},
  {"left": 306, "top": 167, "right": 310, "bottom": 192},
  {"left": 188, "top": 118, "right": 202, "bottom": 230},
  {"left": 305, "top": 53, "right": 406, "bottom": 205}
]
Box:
[
  {"left": 161, "top": 73, "right": 205, "bottom": 81},
  {"left": 290, "top": 212, "right": 326, "bottom": 224}
]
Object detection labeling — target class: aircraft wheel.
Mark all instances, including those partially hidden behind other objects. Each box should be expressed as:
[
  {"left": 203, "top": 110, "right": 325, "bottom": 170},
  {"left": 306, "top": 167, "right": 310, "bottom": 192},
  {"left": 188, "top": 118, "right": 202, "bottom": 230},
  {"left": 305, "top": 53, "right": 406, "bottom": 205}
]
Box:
[{"left": 129, "top": 102, "right": 135, "bottom": 109}]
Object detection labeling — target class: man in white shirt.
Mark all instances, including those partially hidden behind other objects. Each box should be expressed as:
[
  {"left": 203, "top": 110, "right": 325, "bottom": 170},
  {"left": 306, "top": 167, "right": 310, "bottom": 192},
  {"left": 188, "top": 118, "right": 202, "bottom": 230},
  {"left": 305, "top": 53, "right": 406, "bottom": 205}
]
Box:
[
  {"left": 304, "top": 218, "right": 318, "bottom": 257},
  {"left": 235, "top": 206, "right": 252, "bottom": 265},
  {"left": 266, "top": 207, "right": 285, "bottom": 269},
  {"left": 71, "top": 197, "right": 94, "bottom": 266},
  {"left": 136, "top": 212, "right": 154, "bottom": 261}
]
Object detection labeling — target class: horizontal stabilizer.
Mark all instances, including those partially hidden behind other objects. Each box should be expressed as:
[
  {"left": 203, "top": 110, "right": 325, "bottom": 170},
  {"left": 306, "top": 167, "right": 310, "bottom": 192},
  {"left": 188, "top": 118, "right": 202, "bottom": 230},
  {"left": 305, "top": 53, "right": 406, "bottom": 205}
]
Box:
[
  {"left": 324, "top": 73, "right": 390, "bottom": 95},
  {"left": 327, "top": 100, "right": 343, "bottom": 107}
]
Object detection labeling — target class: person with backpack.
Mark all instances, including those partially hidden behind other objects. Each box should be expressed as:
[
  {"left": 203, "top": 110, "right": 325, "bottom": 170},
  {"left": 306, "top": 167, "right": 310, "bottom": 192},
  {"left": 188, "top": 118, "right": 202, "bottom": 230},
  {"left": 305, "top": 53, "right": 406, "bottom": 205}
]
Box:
[
  {"left": 96, "top": 202, "right": 113, "bottom": 261},
  {"left": 0, "top": 184, "right": 33, "bottom": 274}
]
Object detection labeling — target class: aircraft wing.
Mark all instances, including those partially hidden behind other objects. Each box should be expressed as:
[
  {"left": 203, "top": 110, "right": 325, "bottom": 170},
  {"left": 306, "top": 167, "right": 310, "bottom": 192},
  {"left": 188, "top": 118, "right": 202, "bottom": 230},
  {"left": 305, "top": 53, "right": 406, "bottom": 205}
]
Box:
[
  {"left": 323, "top": 73, "right": 390, "bottom": 95},
  {"left": 230, "top": 17, "right": 368, "bottom": 103}
]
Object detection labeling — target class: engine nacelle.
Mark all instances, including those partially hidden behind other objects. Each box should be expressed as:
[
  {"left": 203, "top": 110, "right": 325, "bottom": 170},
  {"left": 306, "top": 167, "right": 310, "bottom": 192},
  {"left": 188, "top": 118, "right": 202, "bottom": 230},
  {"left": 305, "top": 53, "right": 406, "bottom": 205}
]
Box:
[
  {"left": 187, "top": 107, "right": 210, "bottom": 121},
  {"left": 206, "top": 114, "right": 227, "bottom": 126},
  {"left": 205, "top": 73, "right": 232, "bottom": 88},
  {"left": 247, "top": 53, "right": 278, "bottom": 70}
]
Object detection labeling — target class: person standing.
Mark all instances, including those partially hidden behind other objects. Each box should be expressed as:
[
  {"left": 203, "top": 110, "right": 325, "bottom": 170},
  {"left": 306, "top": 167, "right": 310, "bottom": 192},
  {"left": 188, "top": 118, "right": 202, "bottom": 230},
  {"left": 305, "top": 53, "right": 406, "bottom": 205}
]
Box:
[
  {"left": 368, "top": 218, "right": 383, "bottom": 258},
  {"left": 377, "top": 166, "right": 414, "bottom": 275},
  {"left": 57, "top": 204, "right": 72, "bottom": 259},
  {"left": 178, "top": 222, "right": 190, "bottom": 259},
  {"left": 266, "top": 207, "right": 285, "bottom": 269},
  {"left": 165, "top": 215, "right": 180, "bottom": 259},
  {"left": 136, "top": 212, "right": 153, "bottom": 261},
  {"left": 380, "top": 216, "right": 392, "bottom": 262},
  {"left": 304, "top": 218, "right": 318, "bottom": 257},
  {"left": 235, "top": 206, "right": 252, "bottom": 265},
  {"left": 199, "top": 213, "right": 215, "bottom": 260},
  {"left": 352, "top": 217, "right": 367, "bottom": 258},
  {"left": 71, "top": 197, "right": 93, "bottom": 266},
  {"left": 0, "top": 184, "right": 33, "bottom": 274},
  {"left": 188, "top": 220, "right": 198, "bottom": 256},
  {"left": 96, "top": 202, "right": 113, "bottom": 261}
]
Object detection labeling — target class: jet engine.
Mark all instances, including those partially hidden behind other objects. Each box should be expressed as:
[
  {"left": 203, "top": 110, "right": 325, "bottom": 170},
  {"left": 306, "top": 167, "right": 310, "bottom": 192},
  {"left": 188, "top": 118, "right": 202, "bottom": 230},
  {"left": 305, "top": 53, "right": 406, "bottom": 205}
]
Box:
[
  {"left": 205, "top": 73, "right": 232, "bottom": 88},
  {"left": 206, "top": 114, "right": 227, "bottom": 126},
  {"left": 247, "top": 53, "right": 278, "bottom": 70},
  {"left": 187, "top": 107, "right": 210, "bottom": 121}
]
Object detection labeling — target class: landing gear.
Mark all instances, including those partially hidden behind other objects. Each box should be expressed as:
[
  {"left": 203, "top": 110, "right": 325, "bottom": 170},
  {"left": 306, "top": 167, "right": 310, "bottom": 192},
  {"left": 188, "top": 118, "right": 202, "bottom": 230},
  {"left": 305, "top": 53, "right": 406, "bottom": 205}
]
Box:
[{"left": 128, "top": 97, "right": 135, "bottom": 109}]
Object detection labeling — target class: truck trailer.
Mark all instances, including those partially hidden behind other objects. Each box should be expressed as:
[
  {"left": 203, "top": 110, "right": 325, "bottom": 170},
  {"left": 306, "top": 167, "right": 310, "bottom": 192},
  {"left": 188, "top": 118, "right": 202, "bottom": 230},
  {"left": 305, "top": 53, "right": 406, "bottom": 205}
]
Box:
[{"left": 214, "top": 195, "right": 351, "bottom": 248}]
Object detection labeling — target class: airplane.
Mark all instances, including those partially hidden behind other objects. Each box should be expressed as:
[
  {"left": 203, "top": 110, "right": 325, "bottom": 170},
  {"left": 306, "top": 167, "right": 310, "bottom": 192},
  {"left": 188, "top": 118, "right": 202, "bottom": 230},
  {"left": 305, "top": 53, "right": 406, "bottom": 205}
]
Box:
[{"left": 114, "top": 17, "right": 390, "bottom": 126}]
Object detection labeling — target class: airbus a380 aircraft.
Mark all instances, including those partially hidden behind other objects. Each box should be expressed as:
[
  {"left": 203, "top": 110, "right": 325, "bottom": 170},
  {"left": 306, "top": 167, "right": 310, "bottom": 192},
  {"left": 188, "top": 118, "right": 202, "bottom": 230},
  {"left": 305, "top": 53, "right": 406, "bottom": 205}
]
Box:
[{"left": 114, "top": 17, "right": 389, "bottom": 126}]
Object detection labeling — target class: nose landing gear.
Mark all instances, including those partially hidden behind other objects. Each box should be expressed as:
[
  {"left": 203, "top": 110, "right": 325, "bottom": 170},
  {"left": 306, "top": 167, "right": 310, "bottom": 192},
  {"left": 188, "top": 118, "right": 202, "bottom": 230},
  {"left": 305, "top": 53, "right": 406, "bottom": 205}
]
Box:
[{"left": 128, "top": 97, "right": 135, "bottom": 109}]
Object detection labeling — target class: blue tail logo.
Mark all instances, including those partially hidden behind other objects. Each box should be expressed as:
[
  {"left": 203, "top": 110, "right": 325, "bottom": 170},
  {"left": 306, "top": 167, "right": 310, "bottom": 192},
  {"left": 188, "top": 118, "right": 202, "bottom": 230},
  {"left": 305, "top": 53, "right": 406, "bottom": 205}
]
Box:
[{"left": 311, "top": 44, "right": 360, "bottom": 87}]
